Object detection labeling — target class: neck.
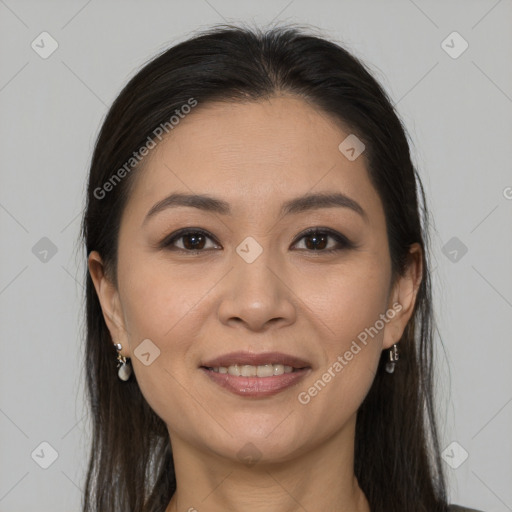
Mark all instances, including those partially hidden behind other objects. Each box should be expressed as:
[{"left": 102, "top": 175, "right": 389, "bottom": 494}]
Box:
[{"left": 166, "top": 415, "right": 370, "bottom": 512}]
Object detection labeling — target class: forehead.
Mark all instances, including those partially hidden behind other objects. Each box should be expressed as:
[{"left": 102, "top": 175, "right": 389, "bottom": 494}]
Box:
[{"left": 125, "top": 95, "right": 385, "bottom": 225}]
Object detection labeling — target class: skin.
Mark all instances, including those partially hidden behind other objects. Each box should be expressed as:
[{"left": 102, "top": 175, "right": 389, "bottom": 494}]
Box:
[{"left": 88, "top": 95, "right": 422, "bottom": 512}]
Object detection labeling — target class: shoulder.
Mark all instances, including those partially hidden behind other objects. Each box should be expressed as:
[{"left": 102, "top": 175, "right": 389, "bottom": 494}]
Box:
[{"left": 448, "top": 505, "right": 485, "bottom": 512}]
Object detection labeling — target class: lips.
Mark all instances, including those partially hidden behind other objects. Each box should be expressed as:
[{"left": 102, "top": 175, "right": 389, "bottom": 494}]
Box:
[
  {"left": 201, "top": 367, "right": 311, "bottom": 397},
  {"left": 201, "top": 351, "right": 311, "bottom": 369},
  {"left": 200, "top": 351, "right": 312, "bottom": 398}
]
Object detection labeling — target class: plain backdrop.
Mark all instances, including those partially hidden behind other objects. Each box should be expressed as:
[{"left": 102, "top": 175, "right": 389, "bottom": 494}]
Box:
[{"left": 0, "top": 1, "right": 511, "bottom": 510}]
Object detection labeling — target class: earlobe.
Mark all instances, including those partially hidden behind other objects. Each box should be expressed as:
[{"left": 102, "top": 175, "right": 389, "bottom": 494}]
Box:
[
  {"left": 87, "top": 251, "right": 130, "bottom": 354},
  {"left": 382, "top": 243, "right": 423, "bottom": 350}
]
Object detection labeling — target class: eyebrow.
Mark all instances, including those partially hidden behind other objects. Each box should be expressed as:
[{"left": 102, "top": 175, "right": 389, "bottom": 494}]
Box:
[{"left": 143, "top": 191, "right": 368, "bottom": 225}]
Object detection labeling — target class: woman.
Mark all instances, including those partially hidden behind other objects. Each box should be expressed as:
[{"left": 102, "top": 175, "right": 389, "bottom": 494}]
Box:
[{"left": 82, "top": 23, "right": 483, "bottom": 512}]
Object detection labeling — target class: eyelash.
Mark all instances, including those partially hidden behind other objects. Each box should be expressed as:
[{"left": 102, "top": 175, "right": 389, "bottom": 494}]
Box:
[{"left": 160, "top": 227, "right": 355, "bottom": 254}]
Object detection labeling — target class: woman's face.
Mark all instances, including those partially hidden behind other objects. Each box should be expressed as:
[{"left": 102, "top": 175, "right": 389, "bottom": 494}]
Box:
[{"left": 90, "top": 95, "right": 421, "bottom": 464}]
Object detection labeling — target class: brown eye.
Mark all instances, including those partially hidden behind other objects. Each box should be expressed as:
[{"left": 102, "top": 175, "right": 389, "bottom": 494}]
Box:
[
  {"left": 180, "top": 232, "right": 206, "bottom": 250},
  {"left": 303, "top": 232, "right": 330, "bottom": 250},
  {"left": 292, "top": 228, "right": 353, "bottom": 252},
  {"left": 162, "top": 229, "right": 220, "bottom": 252}
]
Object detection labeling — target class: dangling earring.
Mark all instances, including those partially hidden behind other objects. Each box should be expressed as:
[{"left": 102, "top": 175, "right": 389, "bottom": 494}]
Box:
[
  {"left": 114, "top": 342, "right": 132, "bottom": 381},
  {"left": 385, "top": 343, "right": 399, "bottom": 373}
]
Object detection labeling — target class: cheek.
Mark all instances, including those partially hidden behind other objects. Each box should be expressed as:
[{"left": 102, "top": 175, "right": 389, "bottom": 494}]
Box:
[
  {"left": 305, "top": 258, "right": 391, "bottom": 350},
  {"left": 294, "top": 258, "right": 390, "bottom": 418},
  {"left": 296, "top": 276, "right": 389, "bottom": 434},
  {"left": 118, "top": 251, "right": 202, "bottom": 342},
  {"left": 117, "top": 268, "right": 198, "bottom": 431},
  {"left": 116, "top": 253, "right": 216, "bottom": 419}
]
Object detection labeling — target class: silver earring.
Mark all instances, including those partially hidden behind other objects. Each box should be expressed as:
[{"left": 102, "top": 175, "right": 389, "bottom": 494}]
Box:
[
  {"left": 114, "top": 342, "right": 132, "bottom": 381},
  {"left": 385, "top": 343, "right": 399, "bottom": 373}
]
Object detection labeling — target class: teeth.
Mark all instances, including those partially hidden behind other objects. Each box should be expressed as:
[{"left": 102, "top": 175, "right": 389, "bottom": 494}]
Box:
[
  {"left": 210, "top": 364, "right": 296, "bottom": 377},
  {"left": 257, "top": 364, "right": 274, "bottom": 377},
  {"left": 241, "top": 365, "right": 256, "bottom": 377}
]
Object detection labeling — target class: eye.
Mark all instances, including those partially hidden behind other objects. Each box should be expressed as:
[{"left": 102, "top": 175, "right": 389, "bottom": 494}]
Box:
[
  {"left": 291, "top": 228, "right": 353, "bottom": 253},
  {"left": 161, "top": 228, "right": 220, "bottom": 252}
]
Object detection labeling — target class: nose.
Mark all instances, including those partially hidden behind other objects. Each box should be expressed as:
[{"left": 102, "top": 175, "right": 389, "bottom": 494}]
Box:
[{"left": 217, "top": 245, "right": 297, "bottom": 332}]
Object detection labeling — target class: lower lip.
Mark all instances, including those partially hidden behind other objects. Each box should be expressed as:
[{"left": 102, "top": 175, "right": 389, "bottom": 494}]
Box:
[{"left": 200, "top": 367, "right": 311, "bottom": 398}]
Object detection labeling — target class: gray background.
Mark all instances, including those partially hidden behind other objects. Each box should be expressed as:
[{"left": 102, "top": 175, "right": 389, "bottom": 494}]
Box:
[{"left": 1, "top": 0, "right": 511, "bottom": 510}]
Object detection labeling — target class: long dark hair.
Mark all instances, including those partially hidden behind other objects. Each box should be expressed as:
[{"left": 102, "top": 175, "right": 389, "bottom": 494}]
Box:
[{"left": 81, "top": 22, "right": 449, "bottom": 512}]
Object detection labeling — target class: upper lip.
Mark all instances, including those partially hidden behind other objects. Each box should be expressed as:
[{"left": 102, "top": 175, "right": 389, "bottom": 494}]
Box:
[{"left": 201, "top": 351, "right": 311, "bottom": 369}]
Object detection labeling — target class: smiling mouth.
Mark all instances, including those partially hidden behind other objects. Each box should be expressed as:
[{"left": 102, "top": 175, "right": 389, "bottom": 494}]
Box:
[
  {"left": 201, "top": 363, "right": 307, "bottom": 377},
  {"left": 200, "top": 364, "right": 312, "bottom": 398}
]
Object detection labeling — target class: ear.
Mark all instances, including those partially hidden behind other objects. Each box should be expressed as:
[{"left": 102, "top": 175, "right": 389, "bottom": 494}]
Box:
[
  {"left": 88, "top": 250, "right": 131, "bottom": 357},
  {"left": 382, "top": 243, "right": 423, "bottom": 350}
]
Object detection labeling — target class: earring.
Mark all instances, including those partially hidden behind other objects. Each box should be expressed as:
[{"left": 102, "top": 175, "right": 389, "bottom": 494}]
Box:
[
  {"left": 114, "top": 342, "right": 132, "bottom": 381},
  {"left": 385, "top": 343, "right": 399, "bottom": 373}
]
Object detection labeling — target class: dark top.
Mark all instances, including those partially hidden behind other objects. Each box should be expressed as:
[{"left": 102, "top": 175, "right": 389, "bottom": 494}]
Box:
[{"left": 449, "top": 505, "right": 483, "bottom": 512}]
